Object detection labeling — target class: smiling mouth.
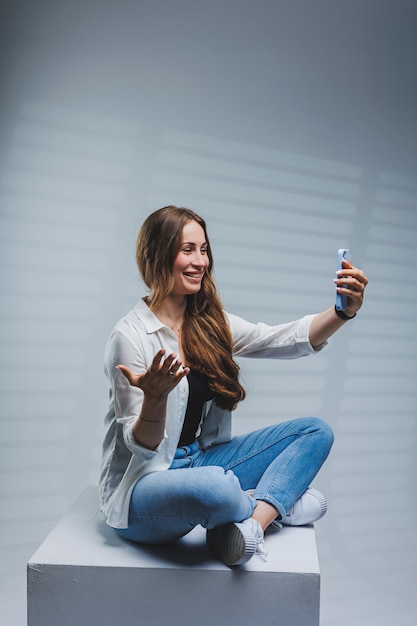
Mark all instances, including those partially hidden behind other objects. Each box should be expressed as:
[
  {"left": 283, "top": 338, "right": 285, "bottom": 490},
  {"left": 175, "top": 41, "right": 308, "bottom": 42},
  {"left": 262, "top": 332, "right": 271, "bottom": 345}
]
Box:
[{"left": 183, "top": 272, "right": 203, "bottom": 279}]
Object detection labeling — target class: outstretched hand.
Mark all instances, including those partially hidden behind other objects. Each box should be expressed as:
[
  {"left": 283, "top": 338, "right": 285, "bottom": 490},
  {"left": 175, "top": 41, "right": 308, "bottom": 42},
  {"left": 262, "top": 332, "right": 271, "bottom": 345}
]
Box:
[
  {"left": 334, "top": 258, "right": 368, "bottom": 317},
  {"left": 117, "top": 349, "right": 190, "bottom": 401}
]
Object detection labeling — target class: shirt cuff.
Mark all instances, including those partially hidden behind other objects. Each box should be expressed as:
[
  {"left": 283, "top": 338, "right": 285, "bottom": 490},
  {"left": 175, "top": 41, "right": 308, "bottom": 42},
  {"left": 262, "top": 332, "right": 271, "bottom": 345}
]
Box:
[
  {"left": 298, "top": 314, "right": 328, "bottom": 353},
  {"left": 124, "top": 423, "right": 168, "bottom": 460}
]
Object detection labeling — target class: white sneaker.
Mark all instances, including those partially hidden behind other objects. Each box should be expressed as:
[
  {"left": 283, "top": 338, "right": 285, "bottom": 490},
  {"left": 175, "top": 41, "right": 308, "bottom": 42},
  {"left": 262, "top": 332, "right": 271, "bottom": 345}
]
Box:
[
  {"left": 281, "top": 488, "right": 327, "bottom": 526},
  {"left": 206, "top": 518, "right": 267, "bottom": 566}
]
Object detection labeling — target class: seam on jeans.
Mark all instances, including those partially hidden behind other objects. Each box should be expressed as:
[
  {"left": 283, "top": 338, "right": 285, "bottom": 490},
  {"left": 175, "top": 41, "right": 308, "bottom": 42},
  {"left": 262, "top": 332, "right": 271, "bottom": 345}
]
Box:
[
  {"left": 256, "top": 435, "right": 304, "bottom": 516},
  {"left": 222, "top": 431, "right": 305, "bottom": 472}
]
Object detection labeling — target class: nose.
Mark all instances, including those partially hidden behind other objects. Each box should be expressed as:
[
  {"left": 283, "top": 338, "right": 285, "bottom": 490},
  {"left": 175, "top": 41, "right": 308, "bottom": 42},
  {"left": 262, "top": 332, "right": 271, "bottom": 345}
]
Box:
[{"left": 191, "top": 251, "right": 208, "bottom": 268}]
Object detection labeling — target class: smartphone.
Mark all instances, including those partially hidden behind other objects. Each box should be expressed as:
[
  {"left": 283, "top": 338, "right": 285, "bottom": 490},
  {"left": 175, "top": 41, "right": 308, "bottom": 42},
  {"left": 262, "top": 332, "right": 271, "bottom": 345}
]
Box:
[{"left": 336, "top": 248, "right": 351, "bottom": 311}]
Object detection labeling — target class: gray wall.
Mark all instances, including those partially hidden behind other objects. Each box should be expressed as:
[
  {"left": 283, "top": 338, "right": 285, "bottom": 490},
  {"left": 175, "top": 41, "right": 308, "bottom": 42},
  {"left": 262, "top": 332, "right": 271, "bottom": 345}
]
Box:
[{"left": 1, "top": 1, "right": 416, "bottom": 624}]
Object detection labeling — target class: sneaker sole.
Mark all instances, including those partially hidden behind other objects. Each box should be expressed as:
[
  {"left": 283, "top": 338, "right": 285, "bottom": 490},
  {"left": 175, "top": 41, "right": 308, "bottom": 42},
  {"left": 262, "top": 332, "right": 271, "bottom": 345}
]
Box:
[
  {"left": 310, "top": 488, "right": 327, "bottom": 519},
  {"left": 206, "top": 522, "right": 256, "bottom": 566}
]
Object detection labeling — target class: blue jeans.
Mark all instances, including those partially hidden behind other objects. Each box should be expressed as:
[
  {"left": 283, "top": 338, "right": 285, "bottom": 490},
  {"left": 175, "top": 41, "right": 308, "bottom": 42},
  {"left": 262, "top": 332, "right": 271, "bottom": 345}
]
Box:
[{"left": 115, "top": 417, "right": 334, "bottom": 544}]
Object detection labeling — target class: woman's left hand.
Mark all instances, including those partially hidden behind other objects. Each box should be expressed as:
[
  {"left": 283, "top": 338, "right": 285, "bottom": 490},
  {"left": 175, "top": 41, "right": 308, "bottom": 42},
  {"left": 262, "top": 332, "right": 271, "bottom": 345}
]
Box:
[{"left": 334, "top": 258, "right": 369, "bottom": 317}]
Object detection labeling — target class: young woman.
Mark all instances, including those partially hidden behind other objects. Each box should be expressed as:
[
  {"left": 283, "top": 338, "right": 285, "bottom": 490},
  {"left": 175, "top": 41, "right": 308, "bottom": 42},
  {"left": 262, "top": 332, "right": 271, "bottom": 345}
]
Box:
[{"left": 99, "top": 206, "right": 368, "bottom": 566}]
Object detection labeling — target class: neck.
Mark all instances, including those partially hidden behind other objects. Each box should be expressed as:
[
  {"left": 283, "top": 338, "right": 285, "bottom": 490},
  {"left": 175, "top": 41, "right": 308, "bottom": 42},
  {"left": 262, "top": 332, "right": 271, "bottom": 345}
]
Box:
[{"left": 151, "top": 294, "right": 187, "bottom": 331}]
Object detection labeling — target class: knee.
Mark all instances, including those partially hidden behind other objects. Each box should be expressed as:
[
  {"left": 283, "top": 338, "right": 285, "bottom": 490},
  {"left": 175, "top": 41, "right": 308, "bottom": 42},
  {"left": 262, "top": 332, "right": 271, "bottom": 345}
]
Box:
[
  {"left": 309, "top": 417, "right": 334, "bottom": 451},
  {"left": 296, "top": 416, "right": 334, "bottom": 447}
]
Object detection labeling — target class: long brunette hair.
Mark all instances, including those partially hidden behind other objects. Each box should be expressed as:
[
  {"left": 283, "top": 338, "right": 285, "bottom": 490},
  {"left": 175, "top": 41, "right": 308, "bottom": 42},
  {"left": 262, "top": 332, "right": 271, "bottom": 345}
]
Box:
[{"left": 136, "top": 206, "right": 245, "bottom": 411}]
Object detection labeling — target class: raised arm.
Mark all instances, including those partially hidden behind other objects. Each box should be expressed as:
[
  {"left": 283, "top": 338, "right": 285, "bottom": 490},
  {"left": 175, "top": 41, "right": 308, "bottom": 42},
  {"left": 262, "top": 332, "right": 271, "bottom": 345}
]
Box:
[{"left": 309, "top": 258, "right": 368, "bottom": 349}]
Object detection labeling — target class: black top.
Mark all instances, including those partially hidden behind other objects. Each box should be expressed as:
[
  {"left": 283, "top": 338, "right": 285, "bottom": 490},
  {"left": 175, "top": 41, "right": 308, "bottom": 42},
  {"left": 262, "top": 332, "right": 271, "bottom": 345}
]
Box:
[{"left": 178, "top": 370, "right": 214, "bottom": 447}]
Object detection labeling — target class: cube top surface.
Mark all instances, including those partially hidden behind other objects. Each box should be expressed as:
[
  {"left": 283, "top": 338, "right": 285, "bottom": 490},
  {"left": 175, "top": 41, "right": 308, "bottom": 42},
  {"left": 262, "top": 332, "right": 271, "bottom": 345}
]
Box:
[{"left": 28, "top": 487, "right": 320, "bottom": 574}]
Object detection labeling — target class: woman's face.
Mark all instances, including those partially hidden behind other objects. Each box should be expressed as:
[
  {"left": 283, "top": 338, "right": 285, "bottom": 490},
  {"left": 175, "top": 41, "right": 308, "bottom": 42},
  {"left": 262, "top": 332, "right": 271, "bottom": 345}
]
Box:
[{"left": 171, "top": 220, "right": 210, "bottom": 297}]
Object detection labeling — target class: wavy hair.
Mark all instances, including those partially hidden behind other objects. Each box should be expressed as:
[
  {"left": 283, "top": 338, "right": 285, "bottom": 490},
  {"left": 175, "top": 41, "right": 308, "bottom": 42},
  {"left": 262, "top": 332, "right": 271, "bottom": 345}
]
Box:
[{"left": 136, "top": 206, "right": 245, "bottom": 411}]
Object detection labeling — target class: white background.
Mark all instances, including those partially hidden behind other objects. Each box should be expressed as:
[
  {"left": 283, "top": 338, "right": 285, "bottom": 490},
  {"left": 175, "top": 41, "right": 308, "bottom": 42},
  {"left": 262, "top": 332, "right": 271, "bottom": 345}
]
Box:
[{"left": 0, "top": 1, "right": 416, "bottom": 624}]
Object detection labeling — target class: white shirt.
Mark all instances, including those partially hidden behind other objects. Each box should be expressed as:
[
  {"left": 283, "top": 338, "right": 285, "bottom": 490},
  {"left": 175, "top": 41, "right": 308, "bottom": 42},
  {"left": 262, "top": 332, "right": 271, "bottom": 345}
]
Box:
[{"left": 99, "top": 298, "right": 326, "bottom": 528}]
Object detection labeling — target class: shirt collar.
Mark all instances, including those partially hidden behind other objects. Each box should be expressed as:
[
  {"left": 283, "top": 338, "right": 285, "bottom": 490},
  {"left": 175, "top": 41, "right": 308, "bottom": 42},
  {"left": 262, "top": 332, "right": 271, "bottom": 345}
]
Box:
[{"left": 132, "top": 297, "right": 166, "bottom": 334}]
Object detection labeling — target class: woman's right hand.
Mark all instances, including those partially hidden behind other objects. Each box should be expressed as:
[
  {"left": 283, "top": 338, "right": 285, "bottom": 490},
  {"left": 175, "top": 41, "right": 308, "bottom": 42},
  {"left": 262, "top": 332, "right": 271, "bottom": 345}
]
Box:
[{"left": 116, "top": 349, "right": 189, "bottom": 401}]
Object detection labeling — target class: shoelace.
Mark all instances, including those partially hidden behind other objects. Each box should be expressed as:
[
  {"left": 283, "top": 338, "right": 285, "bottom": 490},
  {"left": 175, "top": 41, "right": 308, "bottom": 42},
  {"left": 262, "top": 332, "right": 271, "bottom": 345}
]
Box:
[
  {"left": 255, "top": 534, "right": 268, "bottom": 561},
  {"left": 250, "top": 519, "right": 268, "bottom": 561}
]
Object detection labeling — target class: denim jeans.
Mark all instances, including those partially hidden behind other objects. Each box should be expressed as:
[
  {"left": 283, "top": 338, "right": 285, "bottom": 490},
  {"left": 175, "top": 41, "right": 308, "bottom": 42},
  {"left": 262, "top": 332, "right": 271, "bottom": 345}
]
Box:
[{"left": 115, "top": 417, "right": 334, "bottom": 544}]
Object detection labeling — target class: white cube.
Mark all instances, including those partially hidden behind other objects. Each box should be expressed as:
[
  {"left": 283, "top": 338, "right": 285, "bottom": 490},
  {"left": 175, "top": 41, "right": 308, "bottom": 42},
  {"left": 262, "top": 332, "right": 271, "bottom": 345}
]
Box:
[{"left": 27, "top": 487, "right": 320, "bottom": 626}]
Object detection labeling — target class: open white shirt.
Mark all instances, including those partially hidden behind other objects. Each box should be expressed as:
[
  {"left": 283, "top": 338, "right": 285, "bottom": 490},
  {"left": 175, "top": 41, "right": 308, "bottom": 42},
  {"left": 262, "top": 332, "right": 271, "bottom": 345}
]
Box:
[{"left": 99, "top": 298, "right": 326, "bottom": 529}]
